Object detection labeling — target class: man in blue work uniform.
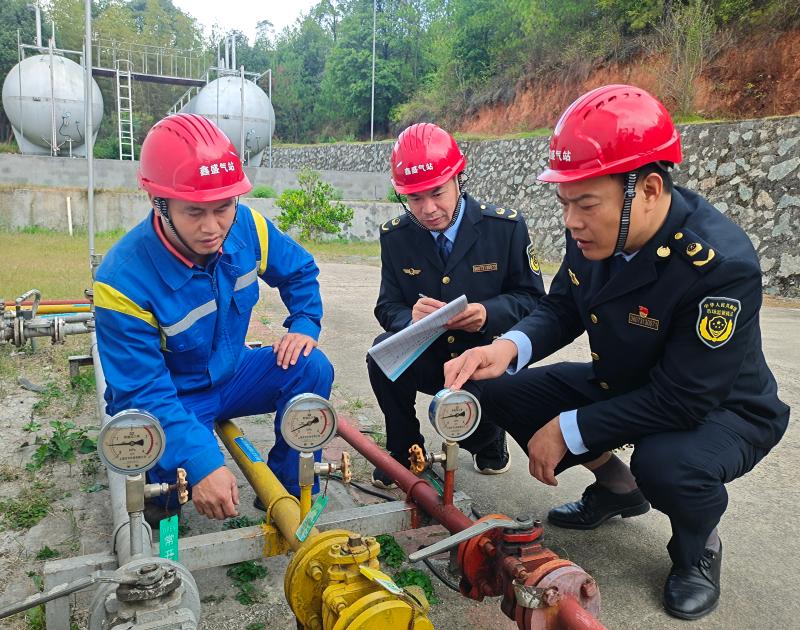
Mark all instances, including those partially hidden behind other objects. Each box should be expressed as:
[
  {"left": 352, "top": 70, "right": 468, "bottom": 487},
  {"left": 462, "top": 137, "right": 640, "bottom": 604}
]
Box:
[
  {"left": 94, "top": 114, "right": 333, "bottom": 524},
  {"left": 369, "top": 123, "right": 545, "bottom": 488},
  {"left": 445, "top": 85, "right": 789, "bottom": 619}
]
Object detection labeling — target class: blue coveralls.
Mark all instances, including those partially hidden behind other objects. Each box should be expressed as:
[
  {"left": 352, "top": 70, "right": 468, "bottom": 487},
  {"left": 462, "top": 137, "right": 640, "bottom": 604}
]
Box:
[{"left": 94, "top": 204, "right": 333, "bottom": 497}]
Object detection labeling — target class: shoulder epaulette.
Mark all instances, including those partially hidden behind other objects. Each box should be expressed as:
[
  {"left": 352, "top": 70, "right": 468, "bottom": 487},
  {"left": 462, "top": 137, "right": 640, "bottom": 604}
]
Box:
[
  {"left": 480, "top": 203, "right": 520, "bottom": 221},
  {"left": 379, "top": 214, "right": 410, "bottom": 234},
  {"left": 669, "top": 228, "right": 722, "bottom": 273}
]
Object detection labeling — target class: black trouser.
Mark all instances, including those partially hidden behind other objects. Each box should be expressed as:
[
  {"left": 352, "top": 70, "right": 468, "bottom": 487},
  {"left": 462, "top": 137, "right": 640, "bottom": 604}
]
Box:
[
  {"left": 366, "top": 331, "right": 504, "bottom": 457},
  {"left": 473, "top": 361, "right": 768, "bottom": 569}
]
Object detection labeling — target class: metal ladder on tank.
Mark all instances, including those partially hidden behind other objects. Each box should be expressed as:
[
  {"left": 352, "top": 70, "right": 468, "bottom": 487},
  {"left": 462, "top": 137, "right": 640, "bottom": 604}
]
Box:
[{"left": 115, "top": 60, "right": 135, "bottom": 160}]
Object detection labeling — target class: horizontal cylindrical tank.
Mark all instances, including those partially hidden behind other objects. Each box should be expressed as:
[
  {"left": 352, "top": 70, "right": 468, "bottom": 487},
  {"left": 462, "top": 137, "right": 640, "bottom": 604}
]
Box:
[
  {"left": 185, "top": 74, "right": 274, "bottom": 165},
  {"left": 2, "top": 54, "right": 103, "bottom": 157}
]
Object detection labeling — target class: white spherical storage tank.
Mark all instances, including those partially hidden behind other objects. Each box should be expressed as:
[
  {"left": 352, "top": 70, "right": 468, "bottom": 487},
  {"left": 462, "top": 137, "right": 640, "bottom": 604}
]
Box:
[
  {"left": 186, "top": 74, "right": 274, "bottom": 166},
  {"left": 2, "top": 54, "right": 103, "bottom": 157}
]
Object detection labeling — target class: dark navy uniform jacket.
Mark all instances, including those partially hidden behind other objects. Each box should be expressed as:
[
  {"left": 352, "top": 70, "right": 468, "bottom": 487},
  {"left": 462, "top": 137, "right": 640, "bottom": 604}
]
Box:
[
  {"left": 376, "top": 193, "right": 545, "bottom": 358},
  {"left": 512, "top": 186, "right": 789, "bottom": 452}
]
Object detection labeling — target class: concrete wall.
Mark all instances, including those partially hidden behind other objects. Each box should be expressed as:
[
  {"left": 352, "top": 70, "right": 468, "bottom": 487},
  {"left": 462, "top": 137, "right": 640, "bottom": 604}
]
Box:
[
  {"left": 270, "top": 117, "right": 800, "bottom": 297},
  {"left": 0, "top": 187, "right": 399, "bottom": 241},
  {"left": 0, "top": 154, "right": 390, "bottom": 201}
]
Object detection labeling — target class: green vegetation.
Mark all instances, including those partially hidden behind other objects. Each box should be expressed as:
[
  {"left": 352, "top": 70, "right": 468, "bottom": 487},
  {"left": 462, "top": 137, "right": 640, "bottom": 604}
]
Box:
[
  {"left": 275, "top": 169, "right": 354, "bottom": 241},
  {"left": 1, "top": 0, "right": 797, "bottom": 151},
  {"left": 250, "top": 185, "right": 278, "bottom": 199},
  {"left": 393, "top": 568, "right": 439, "bottom": 605},
  {"left": 226, "top": 560, "right": 268, "bottom": 605},
  {"left": 376, "top": 534, "right": 406, "bottom": 568},
  {"left": 0, "top": 480, "right": 53, "bottom": 529},
  {"left": 27, "top": 420, "right": 97, "bottom": 471},
  {"left": 223, "top": 514, "right": 265, "bottom": 530},
  {"left": 35, "top": 545, "right": 60, "bottom": 560}
]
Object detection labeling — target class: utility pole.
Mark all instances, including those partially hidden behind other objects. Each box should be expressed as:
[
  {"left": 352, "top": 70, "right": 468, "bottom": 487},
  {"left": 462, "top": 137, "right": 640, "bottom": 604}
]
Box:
[{"left": 370, "top": 0, "right": 376, "bottom": 142}]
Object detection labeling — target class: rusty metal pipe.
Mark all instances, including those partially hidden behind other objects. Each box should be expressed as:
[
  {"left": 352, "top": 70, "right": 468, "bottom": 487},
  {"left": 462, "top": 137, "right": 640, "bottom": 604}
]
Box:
[
  {"left": 336, "top": 416, "right": 472, "bottom": 533},
  {"left": 4, "top": 299, "right": 90, "bottom": 306},
  {"left": 555, "top": 595, "right": 606, "bottom": 630},
  {"left": 443, "top": 468, "right": 455, "bottom": 506}
]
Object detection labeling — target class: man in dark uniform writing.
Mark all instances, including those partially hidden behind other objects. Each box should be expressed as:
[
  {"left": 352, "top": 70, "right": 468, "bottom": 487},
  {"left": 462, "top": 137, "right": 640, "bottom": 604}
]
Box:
[
  {"left": 444, "top": 85, "right": 789, "bottom": 619},
  {"left": 368, "top": 122, "right": 545, "bottom": 488}
]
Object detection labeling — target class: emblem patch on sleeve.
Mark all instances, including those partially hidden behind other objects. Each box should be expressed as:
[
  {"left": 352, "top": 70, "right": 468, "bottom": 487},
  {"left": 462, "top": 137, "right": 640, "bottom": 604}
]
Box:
[
  {"left": 527, "top": 244, "right": 541, "bottom": 275},
  {"left": 696, "top": 296, "right": 741, "bottom": 349}
]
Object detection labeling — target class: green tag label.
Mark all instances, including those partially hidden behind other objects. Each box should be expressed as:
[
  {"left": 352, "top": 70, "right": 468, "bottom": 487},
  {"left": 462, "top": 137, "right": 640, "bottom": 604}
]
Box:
[
  {"left": 295, "top": 494, "right": 328, "bottom": 542},
  {"left": 159, "top": 514, "right": 179, "bottom": 561},
  {"left": 359, "top": 566, "right": 403, "bottom": 595}
]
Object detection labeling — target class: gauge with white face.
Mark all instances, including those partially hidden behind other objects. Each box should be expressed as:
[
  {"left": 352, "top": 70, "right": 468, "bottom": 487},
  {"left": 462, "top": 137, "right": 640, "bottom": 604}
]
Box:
[
  {"left": 281, "top": 394, "right": 338, "bottom": 452},
  {"left": 98, "top": 409, "right": 166, "bottom": 475},
  {"left": 428, "top": 388, "right": 481, "bottom": 442}
]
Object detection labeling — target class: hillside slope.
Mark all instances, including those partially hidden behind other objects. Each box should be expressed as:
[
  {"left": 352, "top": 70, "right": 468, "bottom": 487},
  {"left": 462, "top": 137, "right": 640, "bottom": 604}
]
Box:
[{"left": 459, "top": 29, "right": 800, "bottom": 135}]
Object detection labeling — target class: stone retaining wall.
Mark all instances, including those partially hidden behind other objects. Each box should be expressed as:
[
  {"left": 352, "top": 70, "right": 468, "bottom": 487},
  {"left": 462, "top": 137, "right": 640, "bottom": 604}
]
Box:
[{"left": 271, "top": 117, "right": 800, "bottom": 296}]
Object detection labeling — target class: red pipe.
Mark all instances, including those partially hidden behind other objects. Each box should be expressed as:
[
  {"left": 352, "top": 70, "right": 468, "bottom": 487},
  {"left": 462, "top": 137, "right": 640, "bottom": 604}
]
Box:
[
  {"left": 556, "top": 596, "right": 606, "bottom": 630},
  {"left": 336, "top": 416, "right": 472, "bottom": 533},
  {"left": 443, "top": 468, "right": 455, "bottom": 506}
]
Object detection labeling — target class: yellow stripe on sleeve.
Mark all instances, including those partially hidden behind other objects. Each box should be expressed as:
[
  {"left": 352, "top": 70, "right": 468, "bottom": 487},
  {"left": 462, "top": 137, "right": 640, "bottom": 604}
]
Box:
[
  {"left": 93, "top": 281, "right": 158, "bottom": 329},
  {"left": 250, "top": 208, "right": 270, "bottom": 275}
]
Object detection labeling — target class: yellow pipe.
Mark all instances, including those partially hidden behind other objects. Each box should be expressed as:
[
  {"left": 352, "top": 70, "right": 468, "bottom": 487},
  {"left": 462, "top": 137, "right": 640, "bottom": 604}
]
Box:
[
  {"left": 299, "top": 484, "right": 312, "bottom": 520},
  {"left": 216, "top": 419, "right": 316, "bottom": 552},
  {"left": 4, "top": 304, "right": 91, "bottom": 314}
]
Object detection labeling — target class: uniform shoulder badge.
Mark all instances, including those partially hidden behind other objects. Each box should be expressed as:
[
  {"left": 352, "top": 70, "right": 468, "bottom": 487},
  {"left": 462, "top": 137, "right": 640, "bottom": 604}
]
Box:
[
  {"left": 670, "top": 228, "right": 720, "bottom": 272},
  {"left": 527, "top": 244, "right": 541, "bottom": 275},
  {"left": 380, "top": 214, "right": 409, "bottom": 234},
  {"left": 696, "top": 296, "right": 741, "bottom": 349},
  {"left": 481, "top": 203, "right": 520, "bottom": 221}
]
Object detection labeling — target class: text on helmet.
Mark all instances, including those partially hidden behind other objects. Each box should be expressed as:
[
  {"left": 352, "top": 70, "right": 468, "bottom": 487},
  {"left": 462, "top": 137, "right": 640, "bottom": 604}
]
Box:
[
  {"left": 549, "top": 149, "right": 572, "bottom": 162},
  {"left": 199, "top": 161, "right": 237, "bottom": 176},
  {"left": 402, "top": 162, "right": 435, "bottom": 176}
]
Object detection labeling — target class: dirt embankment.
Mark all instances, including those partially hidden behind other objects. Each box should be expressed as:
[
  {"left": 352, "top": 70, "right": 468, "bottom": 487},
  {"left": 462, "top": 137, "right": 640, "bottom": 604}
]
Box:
[{"left": 459, "top": 29, "right": 800, "bottom": 135}]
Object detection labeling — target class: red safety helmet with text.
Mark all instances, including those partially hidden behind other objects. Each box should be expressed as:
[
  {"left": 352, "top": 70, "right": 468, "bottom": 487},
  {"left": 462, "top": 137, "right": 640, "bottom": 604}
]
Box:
[
  {"left": 138, "top": 113, "right": 252, "bottom": 202},
  {"left": 391, "top": 123, "right": 466, "bottom": 194},
  {"left": 538, "top": 84, "right": 682, "bottom": 183}
]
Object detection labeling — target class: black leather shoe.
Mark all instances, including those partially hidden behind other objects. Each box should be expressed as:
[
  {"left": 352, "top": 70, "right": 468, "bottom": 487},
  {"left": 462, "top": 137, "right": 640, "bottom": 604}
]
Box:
[
  {"left": 663, "top": 543, "right": 722, "bottom": 620},
  {"left": 547, "top": 482, "right": 650, "bottom": 530}
]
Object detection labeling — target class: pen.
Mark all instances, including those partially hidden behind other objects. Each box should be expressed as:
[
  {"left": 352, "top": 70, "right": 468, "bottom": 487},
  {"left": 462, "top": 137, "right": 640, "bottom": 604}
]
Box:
[{"left": 418, "top": 293, "right": 427, "bottom": 298}]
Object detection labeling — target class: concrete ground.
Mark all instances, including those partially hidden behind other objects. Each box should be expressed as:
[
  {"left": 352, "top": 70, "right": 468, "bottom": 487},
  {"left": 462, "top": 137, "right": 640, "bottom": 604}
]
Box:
[
  {"left": 298, "top": 261, "right": 799, "bottom": 630},
  {"left": 5, "top": 259, "right": 794, "bottom": 629}
]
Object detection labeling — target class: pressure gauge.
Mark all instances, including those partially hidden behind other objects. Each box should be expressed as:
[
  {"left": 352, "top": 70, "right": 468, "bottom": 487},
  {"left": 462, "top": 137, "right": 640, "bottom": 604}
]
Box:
[
  {"left": 428, "top": 389, "right": 481, "bottom": 442},
  {"left": 281, "top": 393, "right": 338, "bottom": 453},
  {"left": 98, "top": 409, "right": 166, "bottom": 475}
]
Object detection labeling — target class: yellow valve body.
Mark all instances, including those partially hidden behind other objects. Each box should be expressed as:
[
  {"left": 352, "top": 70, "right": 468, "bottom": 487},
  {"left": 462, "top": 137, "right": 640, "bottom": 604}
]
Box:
[{"left": 285, "top": 529, "right": 433, "bottom": 630}]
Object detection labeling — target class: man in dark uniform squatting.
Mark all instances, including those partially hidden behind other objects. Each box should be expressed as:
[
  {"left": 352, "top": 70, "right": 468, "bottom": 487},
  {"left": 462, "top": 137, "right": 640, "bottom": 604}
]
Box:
[
  {"left": 444, "top": 85, "right": 789, "bottom": 619},
  {"left": 368, "top": 122, "right": 545, "bottom": 488}
]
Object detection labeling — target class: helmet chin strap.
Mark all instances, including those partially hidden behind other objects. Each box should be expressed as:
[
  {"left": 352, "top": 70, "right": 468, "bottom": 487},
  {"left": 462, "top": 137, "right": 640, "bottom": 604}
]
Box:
[
  {"left": 395, "top": 173, "right": 466, "bottom": 232},
  {"left": 614, "top": 172, "right": 638, "bottom": 254},
  {"left": 154, "top": 197, "right": 239, "bottom": 263}
]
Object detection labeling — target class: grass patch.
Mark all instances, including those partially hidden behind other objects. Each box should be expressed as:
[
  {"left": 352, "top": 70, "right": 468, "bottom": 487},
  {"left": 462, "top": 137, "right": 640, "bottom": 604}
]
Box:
[
  {"left": 35, "top": 545, "right": 60, "bottom": 560},
  {"left": 393, "top": 568, "right": 439, "bottom": 604},
  {"left": 27, "top": 420, "right": 97, "bottom": 470},
  {"left": 223, "top": 514, "right": 264, "bottom": 530},
  {"left": 0, "top": 464, "right": 21, "bottom": 481},
  {"left": 31, "top": 382, "right": 65, "bottom": 415},
  {"left": 0, "top": 480, "right": 53, "bottom": 529},
  {"left": 249, "top": 185, "right": 277, "bottom": 198},
  {"left": 0, "top": 230, "right": 122, "bottom": 298},
  {"left": 301, "top": 239, "right": 380, "bottom": 260},
  {"left": 226, "top": 560, "right": 268, "bottom": 605},
  {"left": 376, "top": 534, "right": 406, "bottom": 568}
]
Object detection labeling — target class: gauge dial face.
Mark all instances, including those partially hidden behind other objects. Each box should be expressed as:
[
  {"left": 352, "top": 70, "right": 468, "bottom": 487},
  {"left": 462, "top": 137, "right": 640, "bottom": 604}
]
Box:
[
  {"left": 281, "top": 394, "right": 338, "bottom": 452},
  {"left": 429, "top": 389, "right": 481, "bottom": 441},
  {"left": 98, "top": 410, "right": 166, "bottom": 475}
]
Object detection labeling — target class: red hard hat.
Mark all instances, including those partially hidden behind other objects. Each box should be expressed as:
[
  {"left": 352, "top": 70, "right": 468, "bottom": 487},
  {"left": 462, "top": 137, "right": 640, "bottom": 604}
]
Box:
[
  {"left": 538, "top": 84, "right": 682, "bottom": 183},
  {"left": 391, "top": 123, "right": 466, "bottom": 194},
  {"left": 138, "top": 113, "right": 252, "bottom": 202}
]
